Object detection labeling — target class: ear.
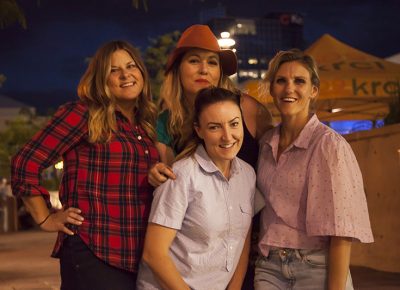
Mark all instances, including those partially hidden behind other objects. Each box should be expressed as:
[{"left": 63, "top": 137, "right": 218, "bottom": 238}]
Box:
[
  {"left": 310, "top": 85, "right": 319, "bottom": 99},
  {"left": 194, "top": 124, "right": 204, "bottom": 140}
]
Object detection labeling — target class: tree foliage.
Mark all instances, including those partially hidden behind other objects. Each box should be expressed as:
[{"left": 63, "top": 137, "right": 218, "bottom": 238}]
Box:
[
  {"left": 0, "top": 0, "right": 26, "bottom": 29},
  {"left": 0, "top": 118, "right": 41, "bottom": 178},
  {"left": 144, "top": 30, "right": 181, "bottom": 101}
]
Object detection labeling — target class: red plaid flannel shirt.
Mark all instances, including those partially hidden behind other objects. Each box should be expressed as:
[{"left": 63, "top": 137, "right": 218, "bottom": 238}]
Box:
[{"left": 11, "top": 101, "right": 159, "bottom": 272}]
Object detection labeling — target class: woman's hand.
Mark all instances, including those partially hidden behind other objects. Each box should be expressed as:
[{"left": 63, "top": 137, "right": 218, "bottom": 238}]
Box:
[
  {"left": 148, "top": 162, "right": 176, "bottom": 187},
  {"left": 40, "top": 207, "right": 84, "bottom": 235}
]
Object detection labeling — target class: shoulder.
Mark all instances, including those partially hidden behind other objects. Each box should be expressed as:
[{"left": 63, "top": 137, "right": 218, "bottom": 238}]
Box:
[
  {"left": 237, "top": 157, "right": 256, "bottom": 179},
  {"left": 240, "top": 93, "right": 262, "bottom": 112},
  {"left": 56, "top": 100, "right": 88, "bottom": 116},
  {"left": 241, "top": 93, "right": 273, "bottom": 139},
  {"left": 311, "top": 122, "right": 354, "bottom": 160},
  {"left": 171, "top": 156, "right": 197, "bottom": 178}
]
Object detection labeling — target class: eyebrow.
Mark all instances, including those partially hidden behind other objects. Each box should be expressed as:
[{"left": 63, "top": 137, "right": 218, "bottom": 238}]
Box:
[
  {"left": 207, "top": 116, "right": 240, "bottom": 126},
  {"left": 110, "top": 61, "right": 136, "bottom": 68}
]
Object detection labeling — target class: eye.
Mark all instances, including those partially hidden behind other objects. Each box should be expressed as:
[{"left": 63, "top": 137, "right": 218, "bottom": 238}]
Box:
[
  {"left": 127, "top": 63, "right": 137, "bottom": 69},
  {"left": 208, "top": 124, "right": 220, "bottom": 131},
  {"left": 110, "top": 67, "right": 120, "bottom": 74},
  {"left": 275, "top": 77, "right": 286, "bottom": 84},
  {"left": 230, "top": 121, "right": 240, "bottom": 128},
  {"left": 294, "top": 78, "right": 306, "bottom": 84},
  {"left": 208, "top": 59, "right": 219, "bottom": 66},
  {"left": 188, "top": 57, "right": 200, "bottom": 64}
]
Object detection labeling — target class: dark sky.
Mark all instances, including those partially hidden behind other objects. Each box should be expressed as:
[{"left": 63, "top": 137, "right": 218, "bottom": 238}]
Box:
[{"left": 1, "top": 0, "right": 399, "bottom": 113}]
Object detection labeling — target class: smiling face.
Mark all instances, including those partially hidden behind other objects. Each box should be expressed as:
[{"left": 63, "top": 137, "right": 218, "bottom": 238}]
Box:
[
  {"left": 270, "top": 61, "right": 318, "bottom": 121},
  {"left": 195, "top": 100, "right": 243, "bottom": 172},
  {"left": 179, "top": 48, "right": 221, "bottom": 102},
  {"left": 107, "top": 49, "right": 144, "bottom": 110}
]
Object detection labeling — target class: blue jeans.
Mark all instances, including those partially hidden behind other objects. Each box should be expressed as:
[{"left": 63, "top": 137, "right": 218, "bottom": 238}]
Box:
[{"left": 254, "top": 248, "right": 353, "bottom": 290}]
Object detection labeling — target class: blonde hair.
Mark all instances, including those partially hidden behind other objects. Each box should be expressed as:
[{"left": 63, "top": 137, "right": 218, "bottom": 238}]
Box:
[
  {"left": 77, "top": 40, "right": 157, "bottom": 143},
  {"left": 159, "top": 54, "right": 239, "bottom": 153}
]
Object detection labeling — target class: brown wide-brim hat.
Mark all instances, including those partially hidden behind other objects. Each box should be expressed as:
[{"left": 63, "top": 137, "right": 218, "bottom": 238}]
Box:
[{"left": 165, "top": 24, "right": 238, "bottom": 76}]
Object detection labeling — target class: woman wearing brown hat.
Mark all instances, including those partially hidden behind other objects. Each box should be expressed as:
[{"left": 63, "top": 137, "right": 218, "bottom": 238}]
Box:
[
  {"left": 149, "top": 24, "right": 272, "bottom": 180},
  {"left": 147, "top": 24, "right": 272, "bottom": 289}
]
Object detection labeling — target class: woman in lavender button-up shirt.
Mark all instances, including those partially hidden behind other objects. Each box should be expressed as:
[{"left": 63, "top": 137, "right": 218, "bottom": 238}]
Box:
[
  {"left": 137, "top": 87, "right": 256, "bottom": 290},
  {"left": 255, "top": 49, "right": 374, "bottom": 290}
]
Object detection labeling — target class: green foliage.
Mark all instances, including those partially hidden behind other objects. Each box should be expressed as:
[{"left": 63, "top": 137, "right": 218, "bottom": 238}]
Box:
[
  {"left": 0, "top": 118, "right": 40, "bottom": 178},
  {"left": 144, "top": 30, "right": 181, "bottom": 101},
  {"left": 0, "top": 0, "right": 27, "bottom": 29}
]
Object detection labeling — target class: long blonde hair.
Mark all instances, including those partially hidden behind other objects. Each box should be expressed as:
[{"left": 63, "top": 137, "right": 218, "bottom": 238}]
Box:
[
  {"left": 159, "top": 54, "right": 239, "bottom": 153},
  {"left": 77, "top": 40, "right": 157, "bottom": 143}
]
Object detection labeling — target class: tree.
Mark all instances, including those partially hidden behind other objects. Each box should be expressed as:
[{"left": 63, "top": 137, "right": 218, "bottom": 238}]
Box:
[
  {"left": 0, "top": 118, "right": 41, "bottom": 178},
  {"left": 0, "top": 0, "right": 26, "bottom": 29},
  {"left": 144, "top": 30, "right": 181, "bottom": 100}
]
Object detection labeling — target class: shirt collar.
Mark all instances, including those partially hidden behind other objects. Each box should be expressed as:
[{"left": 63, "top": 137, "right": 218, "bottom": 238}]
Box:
[
  {"left": 265, "top": 114, "right": 320, "bottom": 150},
  {"left": 194, "top": 144, "right": 241, "bottom": 177}
]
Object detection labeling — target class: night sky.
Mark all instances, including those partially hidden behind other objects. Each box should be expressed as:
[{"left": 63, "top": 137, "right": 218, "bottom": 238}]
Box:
[{"left": 1, "top": 0, "right": 399, "bottom": 113}]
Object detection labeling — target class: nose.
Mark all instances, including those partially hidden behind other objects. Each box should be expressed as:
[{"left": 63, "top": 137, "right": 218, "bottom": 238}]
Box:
[
  {"left": 285, "top": 80, "right": 295, "bottom": 94},
  {"left": 199, "top": 61, "right": 208, "bottom": 74},
  {"left": 119, "top": 68, "right": 130, "bottom": 79},
  {"left": 221, "top": 126, "right": 231, "bottom": 140}
]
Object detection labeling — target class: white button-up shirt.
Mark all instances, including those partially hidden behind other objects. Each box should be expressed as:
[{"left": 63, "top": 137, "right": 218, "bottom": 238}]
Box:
[{"left": 137, "top": 145, "right": 255, "bottom": 290}]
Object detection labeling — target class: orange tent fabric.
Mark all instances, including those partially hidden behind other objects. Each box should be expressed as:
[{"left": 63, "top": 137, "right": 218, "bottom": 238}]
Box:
[{"left": 242, "top": 34, "right": 399, "bottom": 121}]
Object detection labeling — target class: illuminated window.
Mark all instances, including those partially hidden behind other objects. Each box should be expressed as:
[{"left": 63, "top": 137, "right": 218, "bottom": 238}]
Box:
[{"left": 248, "top": 58, "right": 258, "bottom": 65}]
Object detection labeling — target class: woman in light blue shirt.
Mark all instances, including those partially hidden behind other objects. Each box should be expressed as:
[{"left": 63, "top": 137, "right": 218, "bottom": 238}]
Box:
[{"left": 137, "top": 87, "right": 256, "bottom": 290}]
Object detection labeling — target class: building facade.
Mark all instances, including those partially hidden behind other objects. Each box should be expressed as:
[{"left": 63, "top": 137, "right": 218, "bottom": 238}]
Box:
[{"left": 207, "top": 13, "right": 304, "bottom": 82}]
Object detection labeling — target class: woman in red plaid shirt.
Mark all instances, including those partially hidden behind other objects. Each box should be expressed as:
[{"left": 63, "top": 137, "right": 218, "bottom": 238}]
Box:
[{"left": 11, "top": 40, "right": 159, "bottom": 290}]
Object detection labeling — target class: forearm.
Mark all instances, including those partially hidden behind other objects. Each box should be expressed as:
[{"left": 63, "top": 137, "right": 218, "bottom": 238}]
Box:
[
  {"left": 143, "top": 253, "right": 190, "bottom": 290},
  {"left": 328, "top": 236, "right": 352, "bottom": 290},
  {"left": 21, "top": 195, "right": 50, "bottom": 224},
  {"left": 227, "top": 228, "right": 251, "bottom": 290}
]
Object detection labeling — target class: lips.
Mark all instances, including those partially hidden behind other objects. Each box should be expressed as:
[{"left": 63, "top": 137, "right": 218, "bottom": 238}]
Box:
[
  {"left": 281, "top": 97, "right": 297, "bottom": 102},
  {"left": 219, "top": 142, "right": 236, "bottom": 149},
  {"left": 120, "top": 81, "right": 136, "bottom": 88},
  {"left": 195, "top": 79, "right": 210, "bottom": 84}
]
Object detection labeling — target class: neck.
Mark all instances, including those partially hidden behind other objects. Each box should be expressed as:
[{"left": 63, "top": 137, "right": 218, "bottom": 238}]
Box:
[
  {"left": 215, "top": 160, "right": 232, "bottom": 179},
  {"left": 279, "top": 114, "right": 312, "bottom": 150},
  {"left": 117, "top": 104, "right": 135, "bottom": 124}
]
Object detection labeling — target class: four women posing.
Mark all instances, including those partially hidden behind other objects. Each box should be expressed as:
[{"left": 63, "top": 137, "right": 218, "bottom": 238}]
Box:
[{"left": 11, "top": 24, "right": 373, "bottom": 290}]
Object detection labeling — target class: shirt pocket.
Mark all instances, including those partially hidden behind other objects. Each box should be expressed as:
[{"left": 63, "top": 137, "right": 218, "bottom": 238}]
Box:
[{"left": 240, "top": 204, "right": 253, "bottom": 237}]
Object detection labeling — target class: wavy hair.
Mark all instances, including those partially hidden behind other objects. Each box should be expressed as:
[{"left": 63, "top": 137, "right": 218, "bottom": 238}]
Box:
[
  {"left": 159, "top": 53, "right": 239, "bottom": 153},
  {"left": 77, "top": 40, "right": 157, "bottom": 143}
]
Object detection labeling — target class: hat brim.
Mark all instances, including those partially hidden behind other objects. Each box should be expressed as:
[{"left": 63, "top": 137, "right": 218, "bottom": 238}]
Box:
[{"left": 165, "top": 47, "right": 237, "bottom": 76}]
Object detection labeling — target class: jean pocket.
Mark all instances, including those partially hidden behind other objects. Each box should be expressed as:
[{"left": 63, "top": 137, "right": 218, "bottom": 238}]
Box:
[{"left": 302, "top": 252, "right": 327, "bottom": 268}]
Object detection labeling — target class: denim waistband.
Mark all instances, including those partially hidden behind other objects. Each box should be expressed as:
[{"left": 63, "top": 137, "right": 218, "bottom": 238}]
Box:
[{"left": 267, "top": 247, "right": 327, "bottom": 260}]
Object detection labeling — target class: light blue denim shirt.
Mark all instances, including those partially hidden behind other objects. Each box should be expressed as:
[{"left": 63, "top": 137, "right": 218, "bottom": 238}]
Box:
[{"left": 137, "top": 144, "right": 256, "bottom": 290}]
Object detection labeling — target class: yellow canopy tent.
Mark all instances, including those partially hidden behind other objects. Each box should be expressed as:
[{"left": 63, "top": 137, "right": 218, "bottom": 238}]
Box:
[{"left": 242, "top": 34, "right": 400, "bottom": 122}]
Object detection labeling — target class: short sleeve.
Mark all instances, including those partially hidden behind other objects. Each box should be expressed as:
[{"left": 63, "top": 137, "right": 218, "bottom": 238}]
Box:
[
  {"left": 156, "top": 110, "right": 173, "bottom": 147},
  {"left": 149, "top": 161, "right": 192, "bottom": 230},
  {"left": 306, "top": 133, "right": 374, "bottom": 243}
]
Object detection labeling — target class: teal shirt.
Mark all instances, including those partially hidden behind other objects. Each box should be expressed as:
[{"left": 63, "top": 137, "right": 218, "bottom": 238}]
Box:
[{"left": 156, "top": 110, "right": 173, "bottom": 147}]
